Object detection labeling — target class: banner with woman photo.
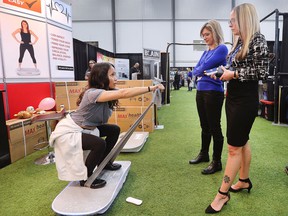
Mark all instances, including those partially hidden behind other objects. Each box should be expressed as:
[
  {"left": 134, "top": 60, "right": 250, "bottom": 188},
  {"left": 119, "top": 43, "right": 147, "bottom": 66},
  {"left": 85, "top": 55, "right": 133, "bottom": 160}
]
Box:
[{"left": 0, "top": 13, "right": 50, "bottom": 79}]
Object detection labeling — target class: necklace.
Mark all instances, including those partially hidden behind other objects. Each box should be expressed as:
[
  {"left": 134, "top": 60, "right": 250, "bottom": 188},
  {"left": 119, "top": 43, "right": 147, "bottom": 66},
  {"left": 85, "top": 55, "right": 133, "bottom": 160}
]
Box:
[{"left": 227, "top": 44, "right": 241, "bottom": 67}]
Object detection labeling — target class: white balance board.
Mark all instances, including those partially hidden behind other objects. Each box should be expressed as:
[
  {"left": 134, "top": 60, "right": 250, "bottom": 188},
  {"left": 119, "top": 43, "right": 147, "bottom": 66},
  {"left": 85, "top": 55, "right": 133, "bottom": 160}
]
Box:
[
  {"left": 16, "top": 68, "right": 40, "bottom": 76},
  {"left": 52, "top": 161, "right": 131, "bottom": 215},
  {"left": 119, "top": 132, "right": 149, "bottom": 152}
]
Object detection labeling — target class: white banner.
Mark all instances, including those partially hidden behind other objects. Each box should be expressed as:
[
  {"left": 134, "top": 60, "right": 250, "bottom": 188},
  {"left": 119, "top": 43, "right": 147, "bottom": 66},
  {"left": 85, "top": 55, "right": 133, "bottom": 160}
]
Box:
[
  {"left": 0, "top": 13, "right": 50, "bottom": 79},
  {"left": 48, "top": 24, "right": 74, "bottom": 79},
  {"left": 45, "top": 0, "right": 72, "bottom": 28}
]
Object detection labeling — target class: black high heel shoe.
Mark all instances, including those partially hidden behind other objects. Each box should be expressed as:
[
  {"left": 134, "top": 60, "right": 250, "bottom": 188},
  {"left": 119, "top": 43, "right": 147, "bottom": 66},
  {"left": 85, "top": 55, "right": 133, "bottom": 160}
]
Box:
[
  {"left": 229, "top": 178, "right": 253, "bottom": 193},
  {"left": 205, "top": 190, "right": 230, "bottom": 214}
]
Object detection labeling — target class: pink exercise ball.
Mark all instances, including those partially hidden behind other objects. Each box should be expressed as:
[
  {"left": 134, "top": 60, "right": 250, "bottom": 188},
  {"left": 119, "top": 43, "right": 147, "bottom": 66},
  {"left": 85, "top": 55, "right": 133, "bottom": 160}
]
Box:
[{"left": 38, "top": 97, "right": 56, "bottom": 110}]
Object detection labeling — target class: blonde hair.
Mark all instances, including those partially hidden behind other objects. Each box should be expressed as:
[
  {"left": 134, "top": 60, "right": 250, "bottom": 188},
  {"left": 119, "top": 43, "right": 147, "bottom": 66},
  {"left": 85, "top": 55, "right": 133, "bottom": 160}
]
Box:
[
  {"left": 200, "top": 19, "right": 224, "bottom": 46},
  {"left": 233, "top": 3, "right": 260, "bottom": 59}
]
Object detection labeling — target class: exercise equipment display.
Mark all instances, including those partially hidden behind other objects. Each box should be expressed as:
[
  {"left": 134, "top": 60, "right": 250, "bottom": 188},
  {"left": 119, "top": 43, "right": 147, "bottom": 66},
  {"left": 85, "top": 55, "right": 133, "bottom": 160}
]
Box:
[{"left": 52, "top": 91, "right": 157, "bottom": 215}]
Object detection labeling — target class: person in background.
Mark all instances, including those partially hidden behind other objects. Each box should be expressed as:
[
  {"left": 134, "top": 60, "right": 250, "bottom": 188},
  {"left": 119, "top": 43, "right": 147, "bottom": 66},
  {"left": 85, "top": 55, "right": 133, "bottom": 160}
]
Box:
[
  {"left": 173, "top": 70, "right": 181, "bottom": 90},
  {"left": 50, "top": 62, "right": 165, "bottom": 189},
  {"left": 205, "top": 3, "right": 269, "bottom": 213},
  {"left": 189, "top": 20, "right": 228, "bottom": 176},
  {"left": 130, "top": 62, "right": 141, "bottom": 80},
  {"left": 180, "top": 72, "right": 185, "bottom": 87},
  {"left": 187, "top": 67, "right": 193, "bottom": 91},
  {"left": 85, "top": 60, "right": 96, "bottom": 80}
]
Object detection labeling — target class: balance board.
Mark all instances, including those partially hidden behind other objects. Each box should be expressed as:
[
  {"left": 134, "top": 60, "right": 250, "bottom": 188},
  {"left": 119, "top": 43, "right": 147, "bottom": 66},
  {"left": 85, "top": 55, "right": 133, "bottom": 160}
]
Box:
[
  {"left": 120, "top": 131, "right": 149, "bottom": 152},
  {"left": 52, "top": 161, "right": 131, "bottom": 215},
  {"left": 16, "top": 68, "right": 40, "bottom": 76}
]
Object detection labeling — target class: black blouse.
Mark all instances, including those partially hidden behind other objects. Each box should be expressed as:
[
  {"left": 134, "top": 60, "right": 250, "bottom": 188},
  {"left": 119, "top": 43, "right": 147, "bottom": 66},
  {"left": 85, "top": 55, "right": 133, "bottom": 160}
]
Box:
[{"left": 229, "top": 32, "right": 270, "bottom": 81}]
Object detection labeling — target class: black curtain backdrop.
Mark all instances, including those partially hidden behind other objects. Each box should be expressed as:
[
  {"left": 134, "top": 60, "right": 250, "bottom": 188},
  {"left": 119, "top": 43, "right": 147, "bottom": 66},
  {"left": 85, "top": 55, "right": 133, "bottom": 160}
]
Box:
[
  {"left": 267, "top": 40, "right": 282, "bottom": 76},
  {"left": 0, "top": 91, "right": 10, "bottom": 168},
  {"left": 279, "top": 14, "right": 288, "bottom": 86},
  {"left": 73, "top": 39, "right": 144, "bottom": 81},
  {"left": 280, "top": 86, "right": 288, "bottom": 123},
  {"left": 87, "top": 44, "right": 97, "bottom": 62},
  {"left": 160, "top": 52, "right": 170, "bottom": 104},
  {"left": 73, "top": 38, "right": 88, "bottom": 81},
  {"left": 280, "top": 14, "right": 288, "bottom": 74}
]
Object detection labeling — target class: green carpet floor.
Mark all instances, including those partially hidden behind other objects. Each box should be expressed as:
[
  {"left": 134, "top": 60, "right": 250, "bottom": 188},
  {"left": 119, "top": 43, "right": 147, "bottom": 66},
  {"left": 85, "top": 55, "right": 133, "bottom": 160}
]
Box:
[{"left": 0, "top": 87, "right": 287, "bottom": 216}]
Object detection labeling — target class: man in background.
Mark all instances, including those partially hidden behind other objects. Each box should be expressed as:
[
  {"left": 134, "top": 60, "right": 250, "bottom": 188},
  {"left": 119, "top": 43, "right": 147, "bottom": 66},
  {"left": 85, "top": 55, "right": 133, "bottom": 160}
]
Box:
[{"left": 130, "top": 62, "right": 141, "bottom": 80}]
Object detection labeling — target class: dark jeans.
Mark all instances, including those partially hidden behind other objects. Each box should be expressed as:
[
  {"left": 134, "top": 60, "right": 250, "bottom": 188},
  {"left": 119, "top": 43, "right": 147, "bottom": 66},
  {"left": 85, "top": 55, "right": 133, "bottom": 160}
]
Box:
[
  {"left": 173, "top": 80, "right": 180, "bottom": 90},
  {"left": 81, "top": 124, "right": 120, "bottom": 177},
  {"left": 196, "top": 90, "right": 224, "bottom": 161}
]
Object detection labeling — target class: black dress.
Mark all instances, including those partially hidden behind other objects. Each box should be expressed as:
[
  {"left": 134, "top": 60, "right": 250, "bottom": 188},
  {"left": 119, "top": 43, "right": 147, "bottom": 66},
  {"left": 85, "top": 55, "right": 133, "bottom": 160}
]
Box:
[
  {"left": 225, "top": 32, "right": 269, "bottom": 147},
  {"left": 226, "top": 79, "right": 259, "bottom": 147}
]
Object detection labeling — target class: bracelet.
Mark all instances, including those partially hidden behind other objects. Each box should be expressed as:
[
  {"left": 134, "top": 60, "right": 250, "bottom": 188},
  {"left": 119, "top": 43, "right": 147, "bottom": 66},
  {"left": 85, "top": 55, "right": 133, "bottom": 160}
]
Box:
[
  {"left": 233, "top": 71, "right": 237, "bottom": 79},
  {"left": 148, "top": 86, "right": 151, "bottom": 92}
]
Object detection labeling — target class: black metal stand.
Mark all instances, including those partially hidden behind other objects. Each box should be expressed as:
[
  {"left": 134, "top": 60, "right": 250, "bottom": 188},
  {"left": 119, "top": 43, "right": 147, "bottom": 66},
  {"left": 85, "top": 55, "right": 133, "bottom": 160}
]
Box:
[
  {"left": 0, "top": 90, "right": 10, "bottom": 168},
  {"left": 260, "top": 10, "right": 288, "bottom": 124}
]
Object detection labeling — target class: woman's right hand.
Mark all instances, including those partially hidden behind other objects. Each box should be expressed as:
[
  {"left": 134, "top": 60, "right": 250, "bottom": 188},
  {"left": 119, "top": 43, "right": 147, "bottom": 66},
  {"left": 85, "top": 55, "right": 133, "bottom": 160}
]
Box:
[
  {"left": 219, "top": 66, "right": 234, "bottom": 81},
  {"left": 151, "top": 84, "right": 165, "bottom": 92}
]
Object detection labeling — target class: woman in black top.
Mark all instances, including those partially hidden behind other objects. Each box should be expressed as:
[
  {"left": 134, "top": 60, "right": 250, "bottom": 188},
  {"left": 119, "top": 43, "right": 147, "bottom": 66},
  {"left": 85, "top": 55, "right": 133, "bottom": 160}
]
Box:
[{"left": 12, "top": 20, "right": 38, "bottom": 71}]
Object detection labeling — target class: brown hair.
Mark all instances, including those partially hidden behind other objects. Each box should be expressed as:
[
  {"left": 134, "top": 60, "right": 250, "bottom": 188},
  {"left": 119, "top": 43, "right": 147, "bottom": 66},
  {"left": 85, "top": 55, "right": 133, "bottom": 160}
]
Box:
[
  {"left": 77, "top": 62, "right": 118, "bottom": 108},
  {"left": 200, "top": 19, "right": 224, "bottom": 47}
]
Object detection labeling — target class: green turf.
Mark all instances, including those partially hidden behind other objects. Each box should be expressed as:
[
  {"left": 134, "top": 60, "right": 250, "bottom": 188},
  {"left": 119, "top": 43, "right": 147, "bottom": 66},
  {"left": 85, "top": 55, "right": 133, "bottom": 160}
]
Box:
[{"left": 0, "top": 87, "right": 287, "bottom": 216}]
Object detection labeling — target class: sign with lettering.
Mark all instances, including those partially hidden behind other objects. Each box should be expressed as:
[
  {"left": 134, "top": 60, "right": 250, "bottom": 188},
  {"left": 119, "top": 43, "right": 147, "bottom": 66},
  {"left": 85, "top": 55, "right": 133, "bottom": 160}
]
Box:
[
  {"left": 3, "top": 0, "right": 42, "bottom": 13},
  {"left": 143, "top": 48, "right": 160, "bottom": 60}
]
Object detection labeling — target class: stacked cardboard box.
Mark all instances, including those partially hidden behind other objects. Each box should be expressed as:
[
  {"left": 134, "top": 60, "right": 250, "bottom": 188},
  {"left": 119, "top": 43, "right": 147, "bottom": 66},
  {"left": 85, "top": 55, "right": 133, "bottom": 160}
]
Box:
[
  {"left": 116, "top": 80, "right": 153, "bottom": 107},
  {"left": 108, "top": 80, "right": 155, "bottom": 132},
  {"left": 6, "top": 118, "right": 47, "bottom": 163},
  {"left": 54, "top": 80, "right": 155, "bottom": 133},
  {"left": 108, "top": 105, "right": 154, "bottom": 133},
  {"left": 54, "top": 81, "right": 88, "bottom": 111}
]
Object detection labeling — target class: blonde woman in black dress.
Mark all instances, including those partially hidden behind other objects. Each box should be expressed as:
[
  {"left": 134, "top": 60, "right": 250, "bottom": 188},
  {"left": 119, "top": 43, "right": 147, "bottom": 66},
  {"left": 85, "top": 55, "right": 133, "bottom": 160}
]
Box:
[{"left": 205, "top": 3, "right": 269, "bottom": 213}]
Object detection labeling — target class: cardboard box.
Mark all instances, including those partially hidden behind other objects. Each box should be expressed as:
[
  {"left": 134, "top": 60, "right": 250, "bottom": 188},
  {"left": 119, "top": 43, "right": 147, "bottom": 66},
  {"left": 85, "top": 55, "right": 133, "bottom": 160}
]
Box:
[
  {"left": 118, "top": 93, "right": 153, "bottom": 107},
  {"left": 6, "top": 118, "right": 47, "bottom": 163},
  {"left": 54, "top": 81, "right": 87, "bottom": 111},
  {"left": 116, "top": 80, "right": 154, "bottom": 106},
  {"left": 54, "top": 80, "right": 154, "bottom": 110},
  {"left": 116, "top": 80, "right": 153, "bottom": 89},
  {"left": 108, "top": 106, "right": 155, "bottom": 133}
]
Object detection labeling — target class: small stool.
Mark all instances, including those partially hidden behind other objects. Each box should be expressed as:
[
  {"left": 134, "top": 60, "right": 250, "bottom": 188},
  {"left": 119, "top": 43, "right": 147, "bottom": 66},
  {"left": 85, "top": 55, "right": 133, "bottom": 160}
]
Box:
[
  {"left": 31, "top": 109, "right": 66, "bottom": 165},
  {"left": 260, "top": 100, "right": 274, "bottom": 121}
]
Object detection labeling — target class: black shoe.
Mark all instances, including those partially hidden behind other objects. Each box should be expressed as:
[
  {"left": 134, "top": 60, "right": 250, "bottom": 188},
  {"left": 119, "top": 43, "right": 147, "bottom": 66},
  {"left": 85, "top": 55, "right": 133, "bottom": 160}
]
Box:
[
  {"left": 202, "top": 160, "right": 222, "bottom": 175},
  {"left": 205, "top": 190, "right": 230, "bottom": 214},
  {"left": 80, "top": 178, "right": 106, "bottom": 189},
  {"left": 229, "top": 178, "right": 253, "bottom": 193},
  {"left": 104, "top": 162, "right": 122, "bottom": 171},
  {"left": 189, "top": 153, "right": 209, "bottom": 164}
]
